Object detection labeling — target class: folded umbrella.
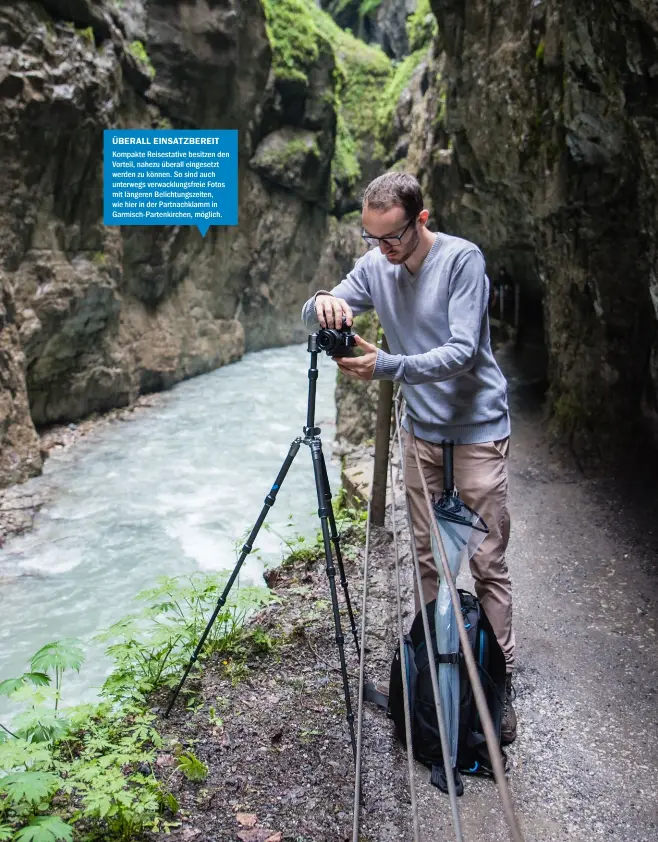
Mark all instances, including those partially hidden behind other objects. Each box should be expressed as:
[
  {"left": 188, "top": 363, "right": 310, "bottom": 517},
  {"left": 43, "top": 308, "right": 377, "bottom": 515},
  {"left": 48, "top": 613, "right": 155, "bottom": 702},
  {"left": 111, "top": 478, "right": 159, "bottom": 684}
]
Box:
[{"left": 431, "top": 440, "right": 489, "bottom": 772}]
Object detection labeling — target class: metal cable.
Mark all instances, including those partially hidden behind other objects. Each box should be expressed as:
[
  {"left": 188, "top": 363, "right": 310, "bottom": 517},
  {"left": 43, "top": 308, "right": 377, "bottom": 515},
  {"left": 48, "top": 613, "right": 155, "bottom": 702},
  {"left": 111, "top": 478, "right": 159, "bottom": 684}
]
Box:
[
  {"left": 352, "top": 484, "right": 374, "bottom": 842},
  {"left": 405, "top": 413, "right": 526, "bottom": 842},
  {"left": 389, "top": 457, "right": 421, "bottom": 842},
  {"left": 393, "top": 395, "right": 465, "bottom": 841}
]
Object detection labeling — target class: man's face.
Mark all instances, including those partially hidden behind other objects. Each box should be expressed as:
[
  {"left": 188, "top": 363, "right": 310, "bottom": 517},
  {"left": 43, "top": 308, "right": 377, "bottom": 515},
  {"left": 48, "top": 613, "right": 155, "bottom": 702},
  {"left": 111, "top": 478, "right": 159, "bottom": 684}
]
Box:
[{"left": 362, "top": 205, "right": 419, "bottom": 265}]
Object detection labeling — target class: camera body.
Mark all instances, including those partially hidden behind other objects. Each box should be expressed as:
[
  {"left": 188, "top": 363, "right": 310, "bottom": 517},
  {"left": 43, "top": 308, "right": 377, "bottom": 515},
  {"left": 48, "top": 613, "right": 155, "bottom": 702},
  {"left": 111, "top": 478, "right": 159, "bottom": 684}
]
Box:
[{"left": 316, "top": 324, "right": 357, "bottom": 357}]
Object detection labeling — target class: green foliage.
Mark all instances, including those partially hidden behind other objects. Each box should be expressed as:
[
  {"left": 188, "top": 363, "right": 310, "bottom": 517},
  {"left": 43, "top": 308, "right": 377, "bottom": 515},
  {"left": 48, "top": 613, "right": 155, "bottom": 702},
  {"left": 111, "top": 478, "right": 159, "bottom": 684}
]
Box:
[
  {"left": 406, "top": 0, "right": 437, "bottom": 52},
  {"left": 261, "top": 0, "right": 324, "bottom": 84},
  {"left": 129, "top": 40, "right": 155, "bottom": 79},
  {"left": 0, "top": 773, "right": 62, "bottom": 812},
  {"left": 96, "top": 573, "right": 274, "bottom": 704},
  {"left": 0, "top": 572, "right": 270, "bottom": 841},
  {"left": 536, "top": 39, "right": 545, "bottom": 62},
  {"left": 377, "top": 49, "right": 428, "bottom": 141},
  {"left": 261, "top": 0, "right": 392, "bottom": 198},
  {"left": 13, "top": 816, "right": 72, "bottom": 842},
  {"left": 359, "top": 0, "right": 382, "bottom": 15},
  {"left": 75, "top": 26, "right": 95, "bottom": 46},
  {"left": 246, "top": 627, "right": 275, "bottom": 655},
  {"left": 308, "top": 2, "right": 391, "bottom": 163},
  {"left": 0, "top": 675, "right": 49, "bottom": 698},
  {"left": 30, "top": 641, "right": 84, "bottom": 711},
  {"left": 175, "top": 751, "right": 207, "bottom": 783}
]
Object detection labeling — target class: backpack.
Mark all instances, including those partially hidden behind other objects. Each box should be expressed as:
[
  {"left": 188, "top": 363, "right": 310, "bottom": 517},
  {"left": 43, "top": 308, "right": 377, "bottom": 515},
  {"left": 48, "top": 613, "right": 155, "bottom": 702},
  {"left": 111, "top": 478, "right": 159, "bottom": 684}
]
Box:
[{"left": 387, "top": 589, "right": 507, "bottom": 795}]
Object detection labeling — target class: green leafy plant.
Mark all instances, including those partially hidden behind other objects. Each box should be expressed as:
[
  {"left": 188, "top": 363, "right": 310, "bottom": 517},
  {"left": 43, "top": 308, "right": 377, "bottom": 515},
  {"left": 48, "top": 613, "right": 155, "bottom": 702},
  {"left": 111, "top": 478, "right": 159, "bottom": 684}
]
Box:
[
  {"left": 13, "top": 816, "right": 72, "bottom": 842},
  {"left": 0, "top": 572, "right": 270, "bottom": 840},
  {"left": 30, "top": 640, "right": 84, "bottom": 711},
  {"left": 207, "top": 707, "right": 223, "bottom": 728},
  {"left": 175, "top": 751, "right": 208, "bottom": 783},
  {"left": 95, "top": 572, "right": 273, "bottom": 704}
]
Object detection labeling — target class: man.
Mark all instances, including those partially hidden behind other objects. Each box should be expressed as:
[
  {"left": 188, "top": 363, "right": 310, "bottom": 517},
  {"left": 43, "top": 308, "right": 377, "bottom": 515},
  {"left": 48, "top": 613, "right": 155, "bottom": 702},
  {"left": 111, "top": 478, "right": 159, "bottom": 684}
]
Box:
[{"left": 300, "top": 172, "right": 517, "bottom": 744}]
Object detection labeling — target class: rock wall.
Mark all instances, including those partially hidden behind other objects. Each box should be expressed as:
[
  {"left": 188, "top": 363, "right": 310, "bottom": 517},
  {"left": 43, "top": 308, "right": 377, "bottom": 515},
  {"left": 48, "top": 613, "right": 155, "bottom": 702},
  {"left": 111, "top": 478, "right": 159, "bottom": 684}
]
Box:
[
  {"left": 321, "top": 0, "right": 419, "bottom": 60},
  {"left": 404, "top": 0, "right": 658, "bottom": 465},
  {"left": 0, "top": 0, "right": 366, "bottom": 488}
]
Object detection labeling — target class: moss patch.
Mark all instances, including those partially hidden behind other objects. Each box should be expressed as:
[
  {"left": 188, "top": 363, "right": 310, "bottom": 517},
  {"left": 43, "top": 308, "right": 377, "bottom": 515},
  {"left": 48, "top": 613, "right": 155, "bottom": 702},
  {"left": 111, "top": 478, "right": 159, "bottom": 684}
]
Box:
[
  {"left": 377, "top": 48, "right": 428, "bottom": 140},
  {"left": 310, "top": 6, "right": 390, "bottom": 142},
  {"left": 259, "top": 135, "right": 321, "bottom": 169},
  {"left": 333, "top": 112, "right": 362, "bottom": 188},
  {"left": 262, "top": 0, "right": 393, "bottom": 197},
  {"left": 406, "top": 0, "right": 437, "bottom": 52},
  {"left": 129, "top": 39, "right": 155, "bottom": 79},
  {"left": 261, "top": 0, "right": 325, "bottom": 85}
]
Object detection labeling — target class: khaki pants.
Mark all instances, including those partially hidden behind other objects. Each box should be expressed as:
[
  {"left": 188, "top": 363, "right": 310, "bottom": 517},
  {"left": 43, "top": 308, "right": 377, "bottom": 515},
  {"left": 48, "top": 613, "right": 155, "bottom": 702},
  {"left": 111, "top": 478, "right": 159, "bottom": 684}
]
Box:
[{"left": 402, "top": 428, "right": 514, "bottom": 672}]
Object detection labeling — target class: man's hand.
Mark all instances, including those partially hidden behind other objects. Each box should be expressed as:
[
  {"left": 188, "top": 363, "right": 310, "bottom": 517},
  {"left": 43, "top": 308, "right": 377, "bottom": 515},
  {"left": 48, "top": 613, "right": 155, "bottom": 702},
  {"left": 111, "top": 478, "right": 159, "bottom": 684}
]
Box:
[
  {"left": 315, "top": 294, "right": 353, "bottom": 329},
  {"left": 334, "top": 334, "right": 378, "bottom": 381}
]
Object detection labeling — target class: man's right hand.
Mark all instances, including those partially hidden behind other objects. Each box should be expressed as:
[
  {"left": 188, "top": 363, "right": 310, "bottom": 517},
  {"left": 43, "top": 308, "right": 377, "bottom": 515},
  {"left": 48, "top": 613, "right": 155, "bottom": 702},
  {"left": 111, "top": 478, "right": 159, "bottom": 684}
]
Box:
[{"left": 315, "top": 294, "right": 353, "bottom": 329}]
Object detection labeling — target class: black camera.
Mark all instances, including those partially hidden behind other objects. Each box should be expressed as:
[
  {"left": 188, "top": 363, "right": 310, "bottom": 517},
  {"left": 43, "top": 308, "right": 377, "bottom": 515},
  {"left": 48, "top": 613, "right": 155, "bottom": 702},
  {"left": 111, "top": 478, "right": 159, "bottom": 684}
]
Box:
[{"left": 317, "top": 324, "right": 357, "bottom": 357}]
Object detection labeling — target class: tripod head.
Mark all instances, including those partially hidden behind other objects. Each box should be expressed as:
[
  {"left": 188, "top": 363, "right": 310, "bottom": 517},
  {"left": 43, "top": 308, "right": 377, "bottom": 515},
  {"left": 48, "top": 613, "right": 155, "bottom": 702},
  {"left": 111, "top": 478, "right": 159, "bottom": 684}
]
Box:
[{"left": 306, "top": 324, "right": 356, "bottom": 439}]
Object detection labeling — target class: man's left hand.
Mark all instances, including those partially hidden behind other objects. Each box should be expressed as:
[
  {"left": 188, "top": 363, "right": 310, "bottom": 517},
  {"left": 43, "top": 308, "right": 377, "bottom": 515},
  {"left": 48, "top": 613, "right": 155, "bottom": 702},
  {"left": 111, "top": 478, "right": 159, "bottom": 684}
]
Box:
[{"left": 334, "top": 334, "right": 378, "bottom": 380}]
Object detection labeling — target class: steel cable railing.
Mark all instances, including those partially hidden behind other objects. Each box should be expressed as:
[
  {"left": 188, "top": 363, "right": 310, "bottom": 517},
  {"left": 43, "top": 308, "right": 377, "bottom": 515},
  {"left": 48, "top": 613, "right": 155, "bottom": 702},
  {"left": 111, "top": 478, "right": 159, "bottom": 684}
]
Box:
[
  {"left": 393, "top": 395, "right": 465, "bottom": 841},
  {"left": 350, "top": 389, "right": 525, "bottom": 842},
  {"left": 405, "top": 402, "right": 526, "bottom": 842},
  {"left": 352, "top": 486, "right": 373, "bottom": 842},
  {"left": 389, "top": 457, "right": 421, "bottom": 842}
]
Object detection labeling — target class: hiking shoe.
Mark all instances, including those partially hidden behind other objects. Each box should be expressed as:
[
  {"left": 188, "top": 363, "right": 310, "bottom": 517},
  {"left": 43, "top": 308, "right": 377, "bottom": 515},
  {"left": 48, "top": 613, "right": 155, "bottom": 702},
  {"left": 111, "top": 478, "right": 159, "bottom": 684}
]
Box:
[{"left": 501, "top": 674, "right": 517, "bottom": 745}]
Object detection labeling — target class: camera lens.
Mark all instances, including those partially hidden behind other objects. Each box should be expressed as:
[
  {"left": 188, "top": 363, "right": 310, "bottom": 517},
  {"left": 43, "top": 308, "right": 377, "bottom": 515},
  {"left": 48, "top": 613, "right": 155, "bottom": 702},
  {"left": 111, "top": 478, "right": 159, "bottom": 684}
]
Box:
[{"left": 317, "top": 329, "right": 336, "bottom": 351}]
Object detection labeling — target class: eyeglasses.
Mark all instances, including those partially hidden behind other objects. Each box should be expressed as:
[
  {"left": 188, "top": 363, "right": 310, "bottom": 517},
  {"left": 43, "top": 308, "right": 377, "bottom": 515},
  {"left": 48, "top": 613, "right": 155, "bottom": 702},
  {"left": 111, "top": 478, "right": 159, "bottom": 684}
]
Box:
[{"left": 361, "top": 219, "right": 414, "bottom": 247}]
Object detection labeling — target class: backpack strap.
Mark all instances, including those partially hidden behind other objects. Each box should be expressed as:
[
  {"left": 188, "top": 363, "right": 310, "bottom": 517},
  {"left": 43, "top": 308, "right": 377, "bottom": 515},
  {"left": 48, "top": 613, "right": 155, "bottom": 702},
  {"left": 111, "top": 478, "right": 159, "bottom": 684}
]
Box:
[{"left": 437, "top": 653, "right": 459, "bottom": 664}]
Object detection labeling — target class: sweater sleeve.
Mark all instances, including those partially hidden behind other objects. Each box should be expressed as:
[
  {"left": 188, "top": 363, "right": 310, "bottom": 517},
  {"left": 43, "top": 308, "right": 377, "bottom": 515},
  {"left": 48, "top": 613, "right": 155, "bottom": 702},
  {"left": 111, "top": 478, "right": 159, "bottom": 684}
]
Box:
[
  {"left": 301, "top": 253, "right": 374, "bottom": 329},
  {"left": 373, "top": 249, "right": 486, "bottom": 384}
]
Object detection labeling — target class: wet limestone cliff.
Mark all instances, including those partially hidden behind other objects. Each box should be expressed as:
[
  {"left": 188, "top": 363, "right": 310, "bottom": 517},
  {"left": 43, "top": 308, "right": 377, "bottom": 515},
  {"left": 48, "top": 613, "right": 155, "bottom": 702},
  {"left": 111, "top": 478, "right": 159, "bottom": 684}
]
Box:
[
  {"left": 392, "top": 0, "right": 658, "bottom": 467},
  {"left": 0, "top": 0, "right": 391, "bottom": 489}
]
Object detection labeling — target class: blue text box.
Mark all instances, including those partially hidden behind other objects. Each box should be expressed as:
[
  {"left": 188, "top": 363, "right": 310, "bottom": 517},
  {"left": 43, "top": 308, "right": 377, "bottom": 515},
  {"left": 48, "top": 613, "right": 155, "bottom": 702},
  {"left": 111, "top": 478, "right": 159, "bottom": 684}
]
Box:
[{"left": 103, "top": 129, "right": 238, "bottom": 236}]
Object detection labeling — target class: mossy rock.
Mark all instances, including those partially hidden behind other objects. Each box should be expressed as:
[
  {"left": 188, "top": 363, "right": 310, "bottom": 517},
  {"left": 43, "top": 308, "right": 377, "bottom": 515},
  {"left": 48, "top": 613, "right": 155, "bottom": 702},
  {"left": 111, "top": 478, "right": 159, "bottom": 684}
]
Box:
[
  {"left": 262, "top": 0, "right": 393, "bottom": 213},
  {"left": 250, "top": 127, "right": 330, "bottom": 203}
]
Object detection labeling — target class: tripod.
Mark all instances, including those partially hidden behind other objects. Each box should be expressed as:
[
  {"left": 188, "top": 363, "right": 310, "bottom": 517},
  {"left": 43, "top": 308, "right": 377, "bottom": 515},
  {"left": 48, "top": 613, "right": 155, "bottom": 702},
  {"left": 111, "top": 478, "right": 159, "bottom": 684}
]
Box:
[{"left": 165, "top": 333, "right": 360, "bottom": 757}]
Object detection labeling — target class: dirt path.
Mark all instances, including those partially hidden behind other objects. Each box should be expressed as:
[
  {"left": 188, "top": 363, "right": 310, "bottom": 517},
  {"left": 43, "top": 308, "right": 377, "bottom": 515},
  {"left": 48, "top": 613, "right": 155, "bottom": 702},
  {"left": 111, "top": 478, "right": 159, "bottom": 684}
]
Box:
[{"left": 152, "top": 355, "right": 658, "bottom": 842}]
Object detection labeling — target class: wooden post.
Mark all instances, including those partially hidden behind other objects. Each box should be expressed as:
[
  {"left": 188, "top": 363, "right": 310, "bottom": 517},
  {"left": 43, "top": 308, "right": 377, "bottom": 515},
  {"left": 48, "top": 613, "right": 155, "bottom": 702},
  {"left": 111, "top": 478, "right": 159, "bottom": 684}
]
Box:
[{"left": 371, "top": 335, "right": 394, "bottom": 526}]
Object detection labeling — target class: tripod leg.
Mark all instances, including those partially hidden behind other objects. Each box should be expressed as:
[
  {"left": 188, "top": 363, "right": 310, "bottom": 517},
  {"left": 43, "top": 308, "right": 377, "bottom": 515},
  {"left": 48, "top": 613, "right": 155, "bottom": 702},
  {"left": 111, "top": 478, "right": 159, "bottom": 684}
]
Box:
[
  {"left": 319, "top": 451, "right": 360, "bottom": 658},
  {"left": 165, "top": 437, "right": 303, "bottom": 717},
  {"left": 310, "top": 439, "right": 357, "bottom": 759}
]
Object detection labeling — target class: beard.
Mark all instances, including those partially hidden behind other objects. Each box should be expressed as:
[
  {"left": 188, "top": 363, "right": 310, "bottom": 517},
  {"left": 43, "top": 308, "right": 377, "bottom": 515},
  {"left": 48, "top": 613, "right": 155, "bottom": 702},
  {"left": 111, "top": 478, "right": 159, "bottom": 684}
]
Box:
[{"left": 382, "top": 229, "right": 420, "bottom": 265}]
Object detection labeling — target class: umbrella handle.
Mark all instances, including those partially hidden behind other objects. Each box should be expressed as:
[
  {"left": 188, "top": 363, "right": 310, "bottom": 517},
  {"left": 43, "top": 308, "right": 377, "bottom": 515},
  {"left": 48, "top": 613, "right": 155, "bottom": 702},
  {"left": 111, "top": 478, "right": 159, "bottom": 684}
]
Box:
[{"left": 442, "top": 439, "right": 455, "bottom": 494}]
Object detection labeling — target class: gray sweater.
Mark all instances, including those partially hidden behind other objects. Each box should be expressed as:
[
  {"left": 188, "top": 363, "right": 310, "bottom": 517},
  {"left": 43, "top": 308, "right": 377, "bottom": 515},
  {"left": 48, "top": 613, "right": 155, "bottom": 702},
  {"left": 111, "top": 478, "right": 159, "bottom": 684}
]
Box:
[{"left": 301, "top": 232, "right": 510, "bottom": 445}]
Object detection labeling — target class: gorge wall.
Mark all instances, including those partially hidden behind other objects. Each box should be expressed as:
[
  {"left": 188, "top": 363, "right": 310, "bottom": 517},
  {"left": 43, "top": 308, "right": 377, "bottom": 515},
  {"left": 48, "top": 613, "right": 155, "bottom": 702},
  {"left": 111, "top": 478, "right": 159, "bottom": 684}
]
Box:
[
  {"left": 0, "top": 0, "right": 380, "bottom": 488},
  {"left": 3, "top": 0, "right": 657, "bottom": 491},
  {"left": 392, "top": 0, "right": 658, "bottom": 467}
]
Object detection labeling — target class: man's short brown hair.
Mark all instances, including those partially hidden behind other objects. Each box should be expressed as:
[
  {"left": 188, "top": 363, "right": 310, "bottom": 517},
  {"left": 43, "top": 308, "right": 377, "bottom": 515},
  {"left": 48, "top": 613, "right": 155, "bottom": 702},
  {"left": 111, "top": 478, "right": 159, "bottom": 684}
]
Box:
[{"left": 362, "top": 172, "right": 424, "bottom": 221}]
